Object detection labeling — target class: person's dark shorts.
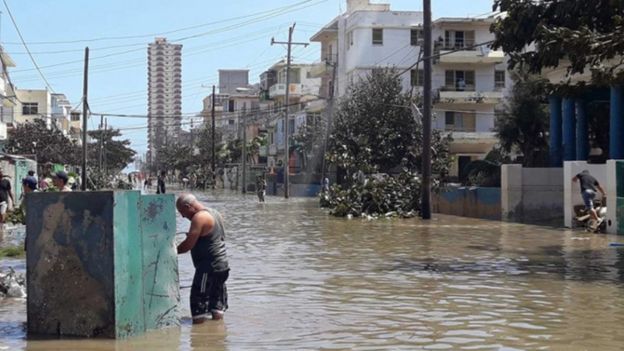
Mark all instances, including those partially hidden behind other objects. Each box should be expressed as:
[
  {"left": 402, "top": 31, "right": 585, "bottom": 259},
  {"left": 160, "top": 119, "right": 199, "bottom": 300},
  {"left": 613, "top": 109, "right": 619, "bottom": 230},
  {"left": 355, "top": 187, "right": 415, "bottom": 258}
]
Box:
[{"left": 190, "top": 269, "right": 229, "bottom": 319}]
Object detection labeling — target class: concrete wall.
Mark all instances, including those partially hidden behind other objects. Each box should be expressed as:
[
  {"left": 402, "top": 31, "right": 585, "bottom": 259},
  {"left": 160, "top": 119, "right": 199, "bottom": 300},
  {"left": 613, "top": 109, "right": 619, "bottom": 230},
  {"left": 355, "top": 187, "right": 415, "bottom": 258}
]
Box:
[
  {"left": 501, "top": 165, "right": 564, "bottom": 224},
  {"left": 267, "top": 182, "right": 321, "bottom": 197},
  {"left": 26, "top": 191, "right": 179, "bottom": 338},
  {"left": 433, "top": 186, "right": 501, "bottom": 220},
  {"left": 563, "top": 161, "right": 607, "bottom": 228},
  {"left": 606, "top": 160, "right": 624, "bottom": 234}
]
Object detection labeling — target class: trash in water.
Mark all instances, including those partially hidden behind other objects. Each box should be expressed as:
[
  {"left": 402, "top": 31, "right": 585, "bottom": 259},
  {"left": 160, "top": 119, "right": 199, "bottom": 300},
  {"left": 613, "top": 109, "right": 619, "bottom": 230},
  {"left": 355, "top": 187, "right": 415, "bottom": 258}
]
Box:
[{"left": 0, "top": 267, "right": 26, "bottom": 298}]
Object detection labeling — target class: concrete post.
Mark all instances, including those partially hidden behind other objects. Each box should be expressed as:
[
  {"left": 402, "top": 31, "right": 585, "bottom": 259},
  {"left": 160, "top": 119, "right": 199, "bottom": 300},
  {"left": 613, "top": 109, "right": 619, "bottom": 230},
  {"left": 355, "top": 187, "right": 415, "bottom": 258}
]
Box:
[
  {"left": 501, "top": 164, "right": 523, "bottom": 222},
  {"left": 562, "top": 97, "right": 577, "bottom": 161},
  {"left": 610, "top": 85, "right": 624, "bottom": 159},
  {"left": 575, "top": 99, "right": 589, "bottom": 161},
  {"left": 549, "top": 96, "right": 563, "bottom": 167}
]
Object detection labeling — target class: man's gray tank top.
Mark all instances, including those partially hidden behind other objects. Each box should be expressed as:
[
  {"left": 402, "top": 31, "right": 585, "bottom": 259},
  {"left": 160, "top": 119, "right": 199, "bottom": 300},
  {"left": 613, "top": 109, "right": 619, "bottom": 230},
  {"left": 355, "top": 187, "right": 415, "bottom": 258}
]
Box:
[{"left": 191, "top": 208, "right": 229, "bottom": 273}]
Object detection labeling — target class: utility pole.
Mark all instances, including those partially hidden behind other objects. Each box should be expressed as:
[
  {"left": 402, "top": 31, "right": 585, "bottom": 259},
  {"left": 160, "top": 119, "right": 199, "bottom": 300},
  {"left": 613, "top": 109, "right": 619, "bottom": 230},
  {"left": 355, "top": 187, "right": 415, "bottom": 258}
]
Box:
[
  {"left": 241, "top": 109, "right": 247, "bottom": 194},
  {"left": 271, "top": 23, "right": 308, "bottom": 199},
  {"left": 211, "top": 85, "right": 216, "bottom": 189},
  {"left": 421, "top": 0, "right": 433, "bottom": 219},
  {"left": 81, "top": 47, "right": 89, "bottom": 191},
  {"left": 98, "top": 114, "right": 104, "bottom": 171},
  {"left": 103, "top": 118, "right": 108, "bottom": 174},
  {"left": 321, "top": 59, "right": 338, "bottom": 184}
]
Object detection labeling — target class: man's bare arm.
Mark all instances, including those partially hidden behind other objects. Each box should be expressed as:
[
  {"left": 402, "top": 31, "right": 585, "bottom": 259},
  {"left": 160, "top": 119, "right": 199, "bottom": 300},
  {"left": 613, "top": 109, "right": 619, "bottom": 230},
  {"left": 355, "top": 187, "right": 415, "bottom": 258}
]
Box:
[{"left": 177, "top": 213, "right": 214, "bottom": 254}]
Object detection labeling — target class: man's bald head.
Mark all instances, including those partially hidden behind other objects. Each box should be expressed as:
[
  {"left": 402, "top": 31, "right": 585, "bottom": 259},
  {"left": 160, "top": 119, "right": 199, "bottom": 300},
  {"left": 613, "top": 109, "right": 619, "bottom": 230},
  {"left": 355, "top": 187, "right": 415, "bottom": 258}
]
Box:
[{"left": 176, "top": 193, "right": 202, "bottom": 219}]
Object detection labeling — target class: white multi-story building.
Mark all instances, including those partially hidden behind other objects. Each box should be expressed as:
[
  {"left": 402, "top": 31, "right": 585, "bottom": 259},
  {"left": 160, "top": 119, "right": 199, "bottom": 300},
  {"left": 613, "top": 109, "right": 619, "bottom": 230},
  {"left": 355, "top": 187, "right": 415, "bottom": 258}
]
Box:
[
  {"left": 14, "top": 89, "right": 52, "bottom": 127},
  {"left": 260, "top": 60, "right": 322, "bottom": 167},
  {"left": 147, "top": 37, "right": 182, "bottom": 160},
  {"left": 0, "top": 49, "right": 16, "bottom": 144},
  {"left": 311, "top": 0, "right": 510, "bottom": 180},
  {"left": 430, "top": 17, "right": 510, "bottom": 179}
]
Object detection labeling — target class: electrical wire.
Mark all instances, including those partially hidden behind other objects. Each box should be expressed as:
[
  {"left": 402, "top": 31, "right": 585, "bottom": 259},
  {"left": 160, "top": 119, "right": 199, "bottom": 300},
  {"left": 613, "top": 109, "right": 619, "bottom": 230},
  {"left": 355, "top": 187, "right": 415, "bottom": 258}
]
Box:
[
  {"left": 3, "top": 0, "right": 55, "bottom": 92},
  {"left": 9, "top": 0, "right": 327, "bottom": 74},
  {"left": 3, "top": 0, "right": 321, "bottom": 46}
]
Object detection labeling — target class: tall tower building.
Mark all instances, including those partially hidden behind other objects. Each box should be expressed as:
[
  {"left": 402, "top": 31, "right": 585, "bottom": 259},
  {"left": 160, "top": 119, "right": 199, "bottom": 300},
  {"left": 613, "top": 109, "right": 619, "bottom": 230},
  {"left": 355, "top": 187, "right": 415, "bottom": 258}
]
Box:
[{"left": 147, "top": 37, "right": 182, "bottom": 161}]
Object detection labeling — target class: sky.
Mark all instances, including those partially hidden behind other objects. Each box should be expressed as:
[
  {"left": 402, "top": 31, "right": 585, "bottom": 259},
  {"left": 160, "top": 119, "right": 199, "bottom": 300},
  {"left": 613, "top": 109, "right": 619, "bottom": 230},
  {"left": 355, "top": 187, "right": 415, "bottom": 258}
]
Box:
[{"left": 2, "top": 0, "right": 494, "bottom": 158}]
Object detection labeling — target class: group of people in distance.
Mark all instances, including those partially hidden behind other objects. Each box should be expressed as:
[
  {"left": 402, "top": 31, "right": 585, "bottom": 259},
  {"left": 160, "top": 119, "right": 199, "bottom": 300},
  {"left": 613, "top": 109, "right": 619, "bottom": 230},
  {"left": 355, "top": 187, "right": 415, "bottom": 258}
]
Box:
[{"left": 0, "top": 169, "right": 72, "bottom": 223}]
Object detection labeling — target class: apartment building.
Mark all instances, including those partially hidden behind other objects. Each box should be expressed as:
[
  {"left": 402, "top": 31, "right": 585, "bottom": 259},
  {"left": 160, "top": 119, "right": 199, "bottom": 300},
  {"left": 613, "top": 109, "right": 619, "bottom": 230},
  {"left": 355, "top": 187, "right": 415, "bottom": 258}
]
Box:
[
  {"left": 14, "top": 89, "right": 52, "bottom": 127},
  {"left": 311, "top": 0, "right": 510, "bottom": 180},
  {"left": 259, "top": 60, "right": 321, "bottom": 169},
  {"left": 431, "top": 17, "right": 511, "bottom": 179},
  {"left": 201, "top": 69, "right": 261, "bottom": 142},
  {"left": 147, "top": 37, "right": 182, "bottom": 160},
  {"left": 0, "top": 50, "right": 16, "bottom": 145}
]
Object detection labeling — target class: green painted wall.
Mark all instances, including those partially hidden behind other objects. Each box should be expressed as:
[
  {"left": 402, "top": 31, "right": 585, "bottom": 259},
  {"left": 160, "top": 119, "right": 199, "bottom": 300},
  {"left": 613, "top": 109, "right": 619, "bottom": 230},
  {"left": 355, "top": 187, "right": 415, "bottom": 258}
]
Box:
[
  {"left": 27, "top": 191, "right": 179, "bottom": 339},
  {"left": 113, "top": 191, "right": 146, "bottom": 338},
  {"left": 140, "top": 194, "right": 180, "bottom": 330}
]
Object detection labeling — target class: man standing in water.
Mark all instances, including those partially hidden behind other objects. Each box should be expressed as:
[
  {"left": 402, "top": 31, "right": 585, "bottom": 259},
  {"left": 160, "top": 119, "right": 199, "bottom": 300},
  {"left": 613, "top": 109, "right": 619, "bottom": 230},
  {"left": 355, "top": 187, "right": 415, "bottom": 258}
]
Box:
[
  {"left": 157, "top": 171, "right": 167, "bottom": 194},
  {"left": 176, "top": 193, "right": 229, "bottom": 323}
]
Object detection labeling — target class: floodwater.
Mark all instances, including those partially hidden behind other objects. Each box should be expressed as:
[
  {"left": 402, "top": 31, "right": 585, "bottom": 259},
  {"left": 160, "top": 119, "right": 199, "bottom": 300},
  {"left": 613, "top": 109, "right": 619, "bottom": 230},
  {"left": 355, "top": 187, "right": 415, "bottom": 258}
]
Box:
[{"left": 3, "top": 191, "right": 624, "bottom": 350}]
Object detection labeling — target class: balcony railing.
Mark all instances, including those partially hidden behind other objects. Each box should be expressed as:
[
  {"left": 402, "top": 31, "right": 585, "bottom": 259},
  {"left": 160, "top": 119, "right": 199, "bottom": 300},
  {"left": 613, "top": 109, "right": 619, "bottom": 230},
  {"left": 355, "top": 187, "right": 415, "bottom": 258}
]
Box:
[
  {"left": 440, "top": 84, "right": 476, "bottom": 92},
  {"left": 441, "top": 39, "right": 476, "bottom": 51}
]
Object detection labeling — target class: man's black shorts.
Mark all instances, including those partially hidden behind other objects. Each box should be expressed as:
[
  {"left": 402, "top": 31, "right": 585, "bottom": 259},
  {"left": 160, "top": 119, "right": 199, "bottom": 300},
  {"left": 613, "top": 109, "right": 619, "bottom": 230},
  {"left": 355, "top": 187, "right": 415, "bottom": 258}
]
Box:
[{"left": 190, "top": 269, "right": 229, "bottom": 319}]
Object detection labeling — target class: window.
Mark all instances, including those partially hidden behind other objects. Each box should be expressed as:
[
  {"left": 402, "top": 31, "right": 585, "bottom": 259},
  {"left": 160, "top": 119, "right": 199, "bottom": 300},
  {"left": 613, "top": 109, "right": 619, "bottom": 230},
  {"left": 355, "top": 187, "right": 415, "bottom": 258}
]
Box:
[
  {"left": 444, "top": 111, "right": 476, "bottom": 132},
  {"left": 70, "top": 112, "right": 80, "bottom": 121},
  {"left": 288, "top": 119, "right": 295, "bottom": 134},
  {"left": 444, "top": 30, "right": 475, "bottom": 49},
  {"left": 411, "top": 69, "right": 424, "bottom": 87},
  {"left": 372, "top": 28, "right": 383, "bottom": 45},
  {"left": 22, "top": 102, "right": 38, "bottom": 115},
  {"left": 495, "top": 70, "right": 506, "bottom": 89},
  {"left": 444, "top": 70, "right": 475, "bottom": 91},
  {"left": 228, "top": 100, "right": 235, "bottom": 112},
  {"left": 228, "top": 119, "right": 235, "bottom": 125},
  {"left": 411, "top": 28, "right": 424, "bottom": 46}
]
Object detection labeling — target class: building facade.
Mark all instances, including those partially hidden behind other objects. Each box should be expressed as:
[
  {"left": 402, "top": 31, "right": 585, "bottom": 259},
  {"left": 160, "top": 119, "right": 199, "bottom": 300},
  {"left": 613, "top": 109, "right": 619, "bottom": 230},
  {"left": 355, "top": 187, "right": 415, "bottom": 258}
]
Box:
[
  {"left": 201, "top": 69, "right": 261, "bottom": 142},
  {"left": 147, "top": 37, "right": 182, "bottom": 161},
  {"left": 310, "top": 0, "right": 511, "bottom": 180}
]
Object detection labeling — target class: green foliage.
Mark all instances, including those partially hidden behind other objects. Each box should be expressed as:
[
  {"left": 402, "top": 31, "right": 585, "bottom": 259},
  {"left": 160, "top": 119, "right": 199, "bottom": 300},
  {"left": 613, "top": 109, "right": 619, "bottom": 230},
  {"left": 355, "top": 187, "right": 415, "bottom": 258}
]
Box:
[
  {"left": 321, "top": 171, "right": 421, "bottom": 218},
  {"left": 323, "top": 69, "right": 452, "bottom": 217},
  {"left": 6, "top": 119, "right": 79, "bottom": 164},
  {"left": 0, "top": 246, "right": 25, "bottom": 258},
  {"left": 88, "top": 128, "right": 136, "bottom": 172},
  {"left": 464, "top": 148, "right": 511, "bottom": 187},
  {"left": 494, "top": 72, "right": 550, "bottom": 167},
  {"left": 492, "top": 0, "right": 624, "bottom": 83},
  {"left": 327, "top": 68, "right": 452, "bottom": 178},
  {"left": 6, "top": 206, "right": 24, "bottom": 225}
]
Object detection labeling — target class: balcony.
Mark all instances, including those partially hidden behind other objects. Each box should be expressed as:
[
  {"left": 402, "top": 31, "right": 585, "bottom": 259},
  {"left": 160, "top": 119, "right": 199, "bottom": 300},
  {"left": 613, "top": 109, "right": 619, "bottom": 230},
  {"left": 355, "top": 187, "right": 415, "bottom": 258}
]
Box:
[
  {"left": 436, "top": 86, "right": 503, "bottom": 105},
  {"left": 270, "top": 84, "right": 300, "bottom": 98},
  {"left": 447, "top": 132, "right": 498, "bottom": 154},
  {"left": 438, "top": 44, "right": 505, "bottom": 65}
]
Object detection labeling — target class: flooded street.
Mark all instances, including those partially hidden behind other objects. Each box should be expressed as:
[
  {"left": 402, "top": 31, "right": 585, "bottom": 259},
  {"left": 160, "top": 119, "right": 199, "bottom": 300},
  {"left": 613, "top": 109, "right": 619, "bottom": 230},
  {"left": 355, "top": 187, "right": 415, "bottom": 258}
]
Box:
[{"left": 3, "top": 191, "right": 624, "bottom": 350}]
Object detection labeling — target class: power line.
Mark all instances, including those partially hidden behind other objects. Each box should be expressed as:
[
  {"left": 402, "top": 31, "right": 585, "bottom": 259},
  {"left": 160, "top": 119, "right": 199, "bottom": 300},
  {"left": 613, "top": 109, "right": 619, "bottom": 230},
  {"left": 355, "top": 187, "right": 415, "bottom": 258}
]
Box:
[
  {"left": 3, "top": 0, "right": 54, "bottom": 92},
  {"left": 9, "top": 0, "right": 326, "bottom": 74},
  {"left": 3, "top": 0, "right": 321, "bottom": 46}
]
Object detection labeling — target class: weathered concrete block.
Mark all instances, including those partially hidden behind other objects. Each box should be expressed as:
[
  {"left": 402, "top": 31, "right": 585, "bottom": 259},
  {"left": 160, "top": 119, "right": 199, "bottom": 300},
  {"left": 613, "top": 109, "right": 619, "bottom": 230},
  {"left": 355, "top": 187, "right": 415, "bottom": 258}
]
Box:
[{"left": 26, "top": 191, "right": 179, "bottom": 339}]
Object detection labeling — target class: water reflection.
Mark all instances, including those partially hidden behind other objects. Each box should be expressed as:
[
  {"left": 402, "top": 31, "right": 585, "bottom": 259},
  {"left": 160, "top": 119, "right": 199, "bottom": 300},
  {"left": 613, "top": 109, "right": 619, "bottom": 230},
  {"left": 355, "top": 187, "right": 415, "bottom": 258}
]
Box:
[{"left": 2, "top": 191, "right": 624, "bottom": 350}]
